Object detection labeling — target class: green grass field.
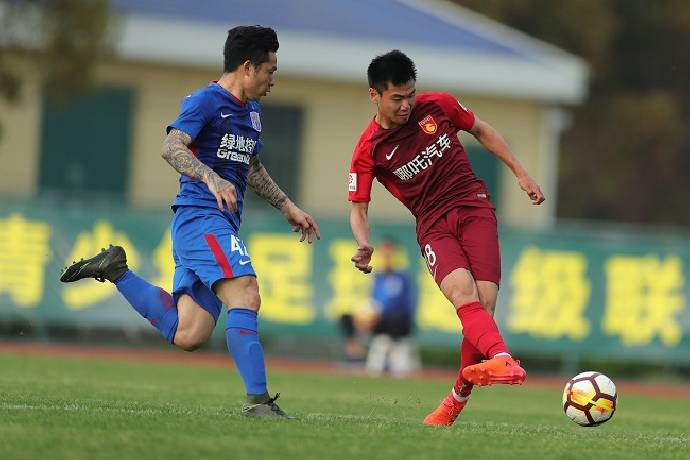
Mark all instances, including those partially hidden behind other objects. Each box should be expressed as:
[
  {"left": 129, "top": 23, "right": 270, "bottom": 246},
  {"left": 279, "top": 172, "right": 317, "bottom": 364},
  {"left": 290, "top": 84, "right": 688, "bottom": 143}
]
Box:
[{"left": 1, "top": 352, "right": 689, "bottom": 460}]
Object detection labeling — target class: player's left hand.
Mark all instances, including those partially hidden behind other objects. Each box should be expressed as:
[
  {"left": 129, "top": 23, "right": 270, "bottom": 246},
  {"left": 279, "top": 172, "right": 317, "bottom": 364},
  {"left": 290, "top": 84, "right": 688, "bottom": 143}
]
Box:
[
  {"left": 283, "top": 201, "right": 321, "bottom": 243},
  {"left": 351, "top": 244, "right": 374, "bottom": 274},
  {"left": 518, "top": 175, "right": 545, "bottom": 205}
]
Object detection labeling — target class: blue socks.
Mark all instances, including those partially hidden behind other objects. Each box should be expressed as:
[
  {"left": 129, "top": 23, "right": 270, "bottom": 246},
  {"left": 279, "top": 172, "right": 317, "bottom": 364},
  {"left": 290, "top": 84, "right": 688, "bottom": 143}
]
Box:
[
  {"left": 226, "top": 308, "right": 268, "bottom": 396},
  {"left": 115, "top": 270, "right": 179, "bottom": 343},
  {"left": 116, "top": 273, "right": 267, "bottom": 396}
]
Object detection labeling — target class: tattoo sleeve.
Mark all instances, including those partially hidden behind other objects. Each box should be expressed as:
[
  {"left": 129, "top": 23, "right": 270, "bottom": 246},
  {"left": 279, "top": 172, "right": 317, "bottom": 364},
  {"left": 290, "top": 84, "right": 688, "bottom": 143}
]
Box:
[
  {"left": 161, "top": 129, "right": 215, "bottom": 182},
  {"left": 247, "top": 156, "right": 289, "bottom": 210}
]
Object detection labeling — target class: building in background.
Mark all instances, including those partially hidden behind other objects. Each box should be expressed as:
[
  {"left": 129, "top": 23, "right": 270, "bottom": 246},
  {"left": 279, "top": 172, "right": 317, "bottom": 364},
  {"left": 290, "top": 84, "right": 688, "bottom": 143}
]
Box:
[
  {"left": 1, "top": 1, "right": 689, "bottom": 370},
  {"left": 0, "top": 0, "right": 587, "bottom": 228}
]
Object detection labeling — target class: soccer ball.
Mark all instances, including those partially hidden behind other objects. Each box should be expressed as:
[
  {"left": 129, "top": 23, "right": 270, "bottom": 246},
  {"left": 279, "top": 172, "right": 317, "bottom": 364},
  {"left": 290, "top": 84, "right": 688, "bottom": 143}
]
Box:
[{"left": 562, "top": 371, "right": 617, "bottom": 427}]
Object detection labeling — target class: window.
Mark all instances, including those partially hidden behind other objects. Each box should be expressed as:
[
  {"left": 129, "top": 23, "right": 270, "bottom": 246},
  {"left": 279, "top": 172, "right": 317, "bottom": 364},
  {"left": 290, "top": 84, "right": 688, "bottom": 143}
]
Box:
[
  {"left": 244, "top": 103, "right": 304, "bottom": 212},
  {"left": 466, "top": 144, "right": 501, "bottom": 207},
  {"left": 38, "top": 87, "right": 133, "bottom": 201}
]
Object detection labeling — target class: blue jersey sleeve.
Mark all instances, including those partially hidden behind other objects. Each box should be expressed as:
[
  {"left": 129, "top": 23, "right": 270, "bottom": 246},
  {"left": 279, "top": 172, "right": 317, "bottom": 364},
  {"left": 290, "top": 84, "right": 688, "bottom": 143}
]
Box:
[
  {"left": 255, "top": 138, "right": 264, "bottom": 155},
  {"left": 167, "top": 91, "right": 213, "bottom": 140}
]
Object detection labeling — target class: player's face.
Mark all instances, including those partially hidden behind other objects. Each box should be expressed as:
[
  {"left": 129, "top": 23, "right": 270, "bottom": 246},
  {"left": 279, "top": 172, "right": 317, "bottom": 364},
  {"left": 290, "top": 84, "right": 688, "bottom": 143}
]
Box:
[
  {"left": 247, "top": 52, "right": 278, "bottom": 99},
  {"left": 370, "top": 80, "right": 416, "bottom": 128}
]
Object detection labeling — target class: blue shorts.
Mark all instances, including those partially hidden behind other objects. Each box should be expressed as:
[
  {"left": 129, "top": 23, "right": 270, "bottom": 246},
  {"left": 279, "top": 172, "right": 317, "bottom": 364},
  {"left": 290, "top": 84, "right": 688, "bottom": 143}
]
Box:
[{"left": 171, "top": 206, "right": 256, "bottom": 322}]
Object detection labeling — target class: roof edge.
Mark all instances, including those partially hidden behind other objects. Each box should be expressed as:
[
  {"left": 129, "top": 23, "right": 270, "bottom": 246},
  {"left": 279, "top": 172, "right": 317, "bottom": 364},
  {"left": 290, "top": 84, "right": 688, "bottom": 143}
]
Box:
[{"left": 116, "top": 15, "right": 589, "bottom": 103}]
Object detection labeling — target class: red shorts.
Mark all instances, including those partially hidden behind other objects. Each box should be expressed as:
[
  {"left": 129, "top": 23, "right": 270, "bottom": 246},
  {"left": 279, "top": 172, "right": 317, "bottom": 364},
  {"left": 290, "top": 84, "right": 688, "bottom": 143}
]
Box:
[{"left": 417, "top": 207, "right": 501, "bottom": 286}]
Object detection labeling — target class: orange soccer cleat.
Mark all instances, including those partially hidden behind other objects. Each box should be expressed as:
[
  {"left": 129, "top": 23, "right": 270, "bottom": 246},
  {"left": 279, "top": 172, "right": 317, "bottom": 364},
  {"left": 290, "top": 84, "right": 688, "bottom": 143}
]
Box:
[
  {"left": 461, "top": 355, "right": 527, "bottom": 386},
  {"left": 423, "top": 394, "right": 468, "bottom": 427}
]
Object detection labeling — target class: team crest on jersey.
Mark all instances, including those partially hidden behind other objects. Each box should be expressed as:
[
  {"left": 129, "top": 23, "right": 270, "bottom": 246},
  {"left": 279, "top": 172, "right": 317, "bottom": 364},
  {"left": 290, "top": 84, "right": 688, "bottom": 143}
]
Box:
[
  {"left": 250, "top": 111, "right": 262, "bottom": 132},
  {"left": 419, "top": 115, "right": 438, "bottom": 135}
]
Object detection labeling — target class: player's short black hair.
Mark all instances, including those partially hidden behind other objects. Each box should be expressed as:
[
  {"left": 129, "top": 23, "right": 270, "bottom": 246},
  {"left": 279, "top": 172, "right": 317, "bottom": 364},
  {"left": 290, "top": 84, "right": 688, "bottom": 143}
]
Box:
[
  {"left": 223, "top": 25, "right": 279, "bottom": 72},
  {"left": 367, "top": 50, "right": 417, "bottom": 94}
]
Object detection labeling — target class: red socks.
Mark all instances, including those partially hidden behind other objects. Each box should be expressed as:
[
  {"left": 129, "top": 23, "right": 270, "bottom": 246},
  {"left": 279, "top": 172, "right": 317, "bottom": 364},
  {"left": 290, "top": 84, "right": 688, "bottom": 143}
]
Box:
[
  {"left": 453, "top": 338, "right": 484, "bottom": 398},
  {"left": 455, "top": 301, "right": 509, "bottom": 359}
]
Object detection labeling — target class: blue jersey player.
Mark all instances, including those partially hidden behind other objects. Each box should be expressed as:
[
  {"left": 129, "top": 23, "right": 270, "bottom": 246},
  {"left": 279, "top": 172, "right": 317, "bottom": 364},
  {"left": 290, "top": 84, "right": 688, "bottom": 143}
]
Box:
[{"left": 60, "top": 26, "right": 320, "bottom": 419}]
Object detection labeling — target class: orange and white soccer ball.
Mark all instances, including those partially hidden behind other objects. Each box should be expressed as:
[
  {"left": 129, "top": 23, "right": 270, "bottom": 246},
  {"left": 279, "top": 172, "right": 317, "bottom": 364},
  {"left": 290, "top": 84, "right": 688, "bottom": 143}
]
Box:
[{"left": 562, "top": 371, "right": 617, "bottom": 427}]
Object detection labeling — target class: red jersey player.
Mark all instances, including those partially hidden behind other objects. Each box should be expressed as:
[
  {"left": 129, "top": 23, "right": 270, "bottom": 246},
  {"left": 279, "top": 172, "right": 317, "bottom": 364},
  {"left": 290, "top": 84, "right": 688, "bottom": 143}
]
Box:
[{"left": 348, "top": 50, "right": 545, "bottom": 427}]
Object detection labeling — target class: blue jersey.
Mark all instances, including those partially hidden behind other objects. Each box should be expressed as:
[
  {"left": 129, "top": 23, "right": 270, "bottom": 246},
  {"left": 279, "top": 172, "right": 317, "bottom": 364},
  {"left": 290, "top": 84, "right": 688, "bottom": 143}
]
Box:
[
  {"left": 372, "top": 271, "right": 414, "bottom": 318},
  {"left": 167, "top": 82, "right": 264, "bottom": 231}
]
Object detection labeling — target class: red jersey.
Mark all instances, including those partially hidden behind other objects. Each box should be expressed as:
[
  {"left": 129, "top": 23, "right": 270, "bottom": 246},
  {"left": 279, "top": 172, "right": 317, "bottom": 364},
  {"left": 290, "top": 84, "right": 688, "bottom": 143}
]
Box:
[{"left": 348, "top": 92, "right": 494, "bottom": 237}]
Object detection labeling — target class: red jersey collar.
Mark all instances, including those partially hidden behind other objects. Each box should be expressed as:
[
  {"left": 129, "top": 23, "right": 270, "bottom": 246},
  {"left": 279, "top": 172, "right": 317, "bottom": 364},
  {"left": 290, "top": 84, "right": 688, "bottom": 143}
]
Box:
[{"left": 212, "top": 81, "right": 246, "bottom": 106}]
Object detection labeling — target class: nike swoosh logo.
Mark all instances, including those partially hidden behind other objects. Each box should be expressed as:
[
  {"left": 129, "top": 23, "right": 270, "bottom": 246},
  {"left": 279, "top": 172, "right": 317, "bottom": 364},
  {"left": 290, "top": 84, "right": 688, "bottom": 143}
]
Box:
[
  {"left": 220, "top": 112, "right": 232, "bottom": 118},
  {"left": 239, "top": 259, "right": 251, "bottom": 266},
  {"left": 386, "top": 144, "right": 399, "bottom": 160}
]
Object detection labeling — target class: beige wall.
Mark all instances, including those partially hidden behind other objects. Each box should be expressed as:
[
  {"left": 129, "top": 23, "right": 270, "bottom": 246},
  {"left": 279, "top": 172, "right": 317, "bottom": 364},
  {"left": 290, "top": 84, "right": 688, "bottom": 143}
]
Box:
[
  {"left": 0, "top": 58, "right": 558, "bottom": 227},
  {"left": 0, "top": 60, "right": 41, "bottom": 197}
]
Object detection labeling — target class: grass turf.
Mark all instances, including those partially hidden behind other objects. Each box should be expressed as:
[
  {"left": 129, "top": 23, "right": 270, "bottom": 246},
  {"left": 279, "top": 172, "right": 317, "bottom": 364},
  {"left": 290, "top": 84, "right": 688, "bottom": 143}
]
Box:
[{"left": 1, "top": 353, "right": 689, "bottom": 460}]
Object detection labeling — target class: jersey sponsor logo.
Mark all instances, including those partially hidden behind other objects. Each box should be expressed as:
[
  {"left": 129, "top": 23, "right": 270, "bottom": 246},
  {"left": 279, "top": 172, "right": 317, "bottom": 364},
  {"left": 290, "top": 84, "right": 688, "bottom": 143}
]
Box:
[
  {"left": 386, "top": 144, "right": 399, "bottom": 160},
  {"left": 349, "top": 173, "right": 357, "bottom": 192},
  {"left": 419, "top": 114, "right": 438, "bottom": 135},
  {"left": 250, "top": 111, "right": 262, "bottom": 132},
  {"left": 217, "top": 133, "right": 256, "bottom": 162},
  {"left": 217, "top": 151, "right": 251, "bottom": 164},
  {"left": 392, "top": 133, "right": 453, "bottom": 181},
  {"left": 477, "top": 193, "right": 487, "bottom": 199}
]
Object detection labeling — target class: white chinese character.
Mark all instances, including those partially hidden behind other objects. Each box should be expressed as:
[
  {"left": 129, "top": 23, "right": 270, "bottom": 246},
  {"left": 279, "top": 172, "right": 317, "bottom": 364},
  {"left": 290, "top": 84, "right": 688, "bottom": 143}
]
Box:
[
  {"left": 409, "top": 155, "right": 429, "bottom": 171},
  {"left": 393, "top": 165, "right": 413, "bottom": 181},
  {"left": 236, "top": 136, "right": 246, "bottom": 152},
  {"left": 424, "top": 144, "right": 441, "bottom": 160},
  {"left": 407, "top": 158, "right": 420, "bottom": 174},
  {"left": 220, "top": 133, "right": 236, "bottom": 150},
  {"left": 437, "top": 133, "right": 452, "bottom": 152}
]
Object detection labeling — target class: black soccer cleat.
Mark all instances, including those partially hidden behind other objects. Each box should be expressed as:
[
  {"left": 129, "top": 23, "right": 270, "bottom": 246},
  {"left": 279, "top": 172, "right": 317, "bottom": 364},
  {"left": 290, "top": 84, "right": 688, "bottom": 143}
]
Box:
[
  {"left": 241, "top": 393, "right": 292, "bottom": 419},
  {"left": 60, "top": 245, "right": 128, "bottom": 284}
]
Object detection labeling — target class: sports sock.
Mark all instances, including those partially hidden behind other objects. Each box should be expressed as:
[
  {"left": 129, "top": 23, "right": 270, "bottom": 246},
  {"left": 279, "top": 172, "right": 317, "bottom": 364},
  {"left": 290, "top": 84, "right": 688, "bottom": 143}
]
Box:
[
  {"left": 115, "top": 270, "right": 178, "bottom": 343},
  {"left": 451, "top": 386, "right": 470, "bottom": 403},
  {"left": 455, "top": 300, "right": 509, "bottom": 359},
  {"left": 226, "top": 308, "right": 268, "bottom": 396},
  {"left": 453, "top": 338, "right": 484, "bottom": 397}
]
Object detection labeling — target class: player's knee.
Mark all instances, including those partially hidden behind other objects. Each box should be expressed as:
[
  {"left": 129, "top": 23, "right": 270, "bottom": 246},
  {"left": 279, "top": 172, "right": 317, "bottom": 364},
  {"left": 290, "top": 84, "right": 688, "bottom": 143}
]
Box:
[
  {"left": 174, "top": 330, "right": 207, "bottom": 352},
  {"left": 237, "top": 276, "right": 261, "bottom": 312},
  {"left": 244, "top": 286, "right": 261, "bottom": 312},
  {"left": 181, "top": 342, "right": 202, "bottom": 352},
  {"left": 446, "top": 282, "right": 476, "bottom": 306},
  {"left": 480, "top": 299, "right": 496, "bottom": 316}
]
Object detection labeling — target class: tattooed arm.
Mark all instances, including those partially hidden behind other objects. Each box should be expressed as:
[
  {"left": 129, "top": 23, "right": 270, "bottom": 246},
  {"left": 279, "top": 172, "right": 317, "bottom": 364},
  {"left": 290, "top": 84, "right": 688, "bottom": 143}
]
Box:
[
  {"left": 161, "top": 128, "right": 237, "bottom": 212},
  {"left": 248, "top": 155, "right": 321, "bottom": 243},
  {"left": 247, "top": 155, "right": 289, "bottom": 211}
]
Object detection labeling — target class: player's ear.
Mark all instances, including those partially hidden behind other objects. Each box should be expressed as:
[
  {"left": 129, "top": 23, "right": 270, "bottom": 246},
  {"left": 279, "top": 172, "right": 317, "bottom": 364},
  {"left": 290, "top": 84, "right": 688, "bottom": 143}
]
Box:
[
  {"left": 369, "top": 88, "right": 380, "bottom": 104},
  {"left": 241, "top": 60, "right": 253, "bottom": 76}
]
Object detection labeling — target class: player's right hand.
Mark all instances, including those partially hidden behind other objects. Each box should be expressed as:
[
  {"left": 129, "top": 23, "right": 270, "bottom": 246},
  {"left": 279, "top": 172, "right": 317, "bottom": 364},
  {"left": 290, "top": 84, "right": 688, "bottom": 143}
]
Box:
[
  {"left": 351, "top": 244, "right": 374, "bottom": 274},
  {"left": 518, "top": 175, "right": 545, "bottom": 205},
  {"left": 206, "top": 173, "right": 238, "bottom": 212}
]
